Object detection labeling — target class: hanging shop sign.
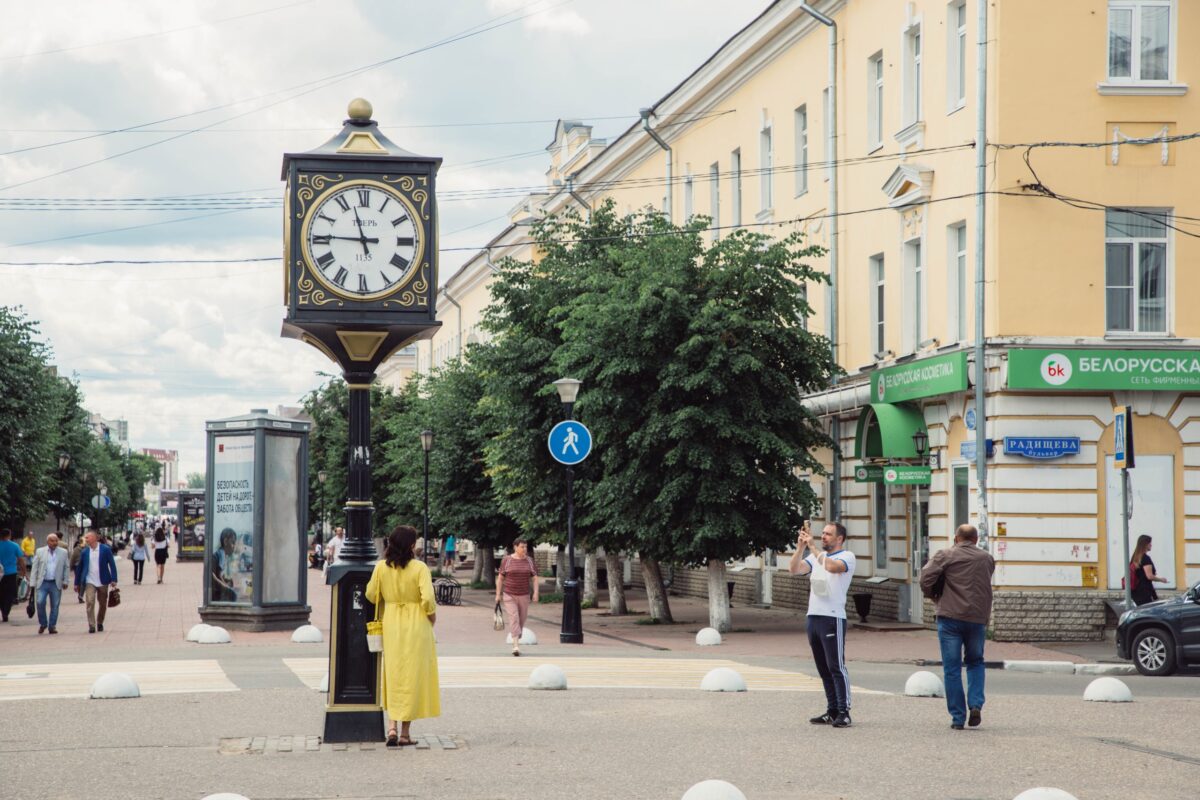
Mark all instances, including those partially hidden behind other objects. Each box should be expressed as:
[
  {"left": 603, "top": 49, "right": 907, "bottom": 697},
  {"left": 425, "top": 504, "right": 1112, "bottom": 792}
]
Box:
[
  {"left": 960, "top": 439, "right": 995, "bottom": 460},
  {"left": 883, "top": 465, "right": 932, "bottom": 485},
  {"left": 871, "top": 351, "right": 969, "bottom": 404},
  {"left": 1008, "top": 348, "right": 1200, "bottom": 391},
  {"left": 854, "top": 465, "right": 885, "bottom": 483},
  {"left": 1002, "top": 437, "right": 1080, "bottom": 460}
]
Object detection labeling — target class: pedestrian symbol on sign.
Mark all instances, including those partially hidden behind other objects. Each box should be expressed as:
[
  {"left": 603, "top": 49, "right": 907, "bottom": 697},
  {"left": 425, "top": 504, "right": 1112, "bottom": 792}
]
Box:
[{"left": 548, "top": 420, "right": 592, "bottom": 466}]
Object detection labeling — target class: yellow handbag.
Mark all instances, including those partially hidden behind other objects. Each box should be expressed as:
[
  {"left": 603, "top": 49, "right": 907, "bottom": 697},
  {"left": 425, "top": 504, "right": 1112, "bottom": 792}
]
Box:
[{"left": 366, "top": 597, "right": 384, "bottom": 653}]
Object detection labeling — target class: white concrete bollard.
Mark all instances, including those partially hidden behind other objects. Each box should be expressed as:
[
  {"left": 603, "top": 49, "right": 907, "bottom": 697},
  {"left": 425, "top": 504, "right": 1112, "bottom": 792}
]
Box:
[
  {"left": 197, "top": 625, "right": 232, "bottom": 644},
  {"left": 90, "top": 672, "right": 140, "bottom": 699},
  {"left": 1013, "top": 790, "right": 1079, "bottom": 800},
  {"left": 1083, "top": 676, "right": 1133, "bottom": 703},
  {"left": 700, "top": 668, "right": 747, "bottom": 692},
  {"left": 506, "top": 628, "right": 538, "bottom": 645},
  {"left": 319, "top": 672, "right": 329, "bottom": 693},
  {"left": 201, "top": 794, "right": 252, "bottom": 800},
  {"left": 291, "top": 624, "right": 324, "bottom": 643},
  {"left": 695, "top": 627, "right": 723, "bottom": 646},
  {"left": 186, "top": 623, "right": 213, "bottom": 642},
  {"left": 682, "top": 779, "right": 748, "bottom": 800},
  {"left": 528, "top": 664, "right": 568, "bottom": 690},
  {"left": 904, "top": 670, "right": 946, "bottom": 697}
]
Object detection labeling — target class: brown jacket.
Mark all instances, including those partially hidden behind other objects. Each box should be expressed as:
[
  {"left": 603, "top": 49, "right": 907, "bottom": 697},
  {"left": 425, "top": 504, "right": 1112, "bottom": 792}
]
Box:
[{"left": 919, "top": 542, "right": 995, "bottom": 625}]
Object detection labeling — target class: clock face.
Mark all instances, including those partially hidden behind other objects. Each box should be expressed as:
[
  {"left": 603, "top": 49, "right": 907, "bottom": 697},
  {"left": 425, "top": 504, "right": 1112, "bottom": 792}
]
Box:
[{"left": 301, "top": 180, "right": 423, "bottom": 299}]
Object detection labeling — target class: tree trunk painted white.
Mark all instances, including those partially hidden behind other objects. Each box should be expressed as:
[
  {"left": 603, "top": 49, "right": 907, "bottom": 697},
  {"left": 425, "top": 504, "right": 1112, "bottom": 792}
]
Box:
[
  {"left": 641, "top": 555, "right": 674, "bottom": 623},
  {"left": 604, "top": 551, "right": 628, "bottom": 615},
  {"left": 707, "top": 559, "right": 732, "bottom": 633},
  {"left": 555, "top": 546, "right": 566, "bottom": 592},
  {"left": 583, "top": 550, "right": 598, "bottom": 606},
  {"left": 481, "top": 550, "right": 496, "bottom": 588},
  {"left": 472, "top": 548, "right": 484, "bottom": 583}
]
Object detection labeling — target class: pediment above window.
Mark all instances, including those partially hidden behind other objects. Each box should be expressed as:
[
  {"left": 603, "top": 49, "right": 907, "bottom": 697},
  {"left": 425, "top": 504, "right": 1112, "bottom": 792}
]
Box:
[{"left": 881, "top": 163, "right": 934, "bottom": 209}]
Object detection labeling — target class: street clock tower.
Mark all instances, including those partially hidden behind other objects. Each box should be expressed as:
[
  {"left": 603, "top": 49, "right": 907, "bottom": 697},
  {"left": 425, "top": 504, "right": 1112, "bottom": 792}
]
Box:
[{"left": 281, "top": 99, "right": 442, "bottom": 743}]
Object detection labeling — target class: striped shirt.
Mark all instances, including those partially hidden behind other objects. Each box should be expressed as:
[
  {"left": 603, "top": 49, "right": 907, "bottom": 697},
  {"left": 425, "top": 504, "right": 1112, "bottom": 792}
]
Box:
[{"left": 499, "top": 555, "right": 536, "bottom": 597}]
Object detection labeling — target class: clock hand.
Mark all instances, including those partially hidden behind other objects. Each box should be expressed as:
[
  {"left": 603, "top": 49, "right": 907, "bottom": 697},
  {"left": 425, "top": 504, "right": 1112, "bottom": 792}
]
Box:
[
  {"left": 351, "top": 207, "right": 370, "bottom": 255},
  {"left": 323, "top": 235, "right": 379, "bottom": 243}
]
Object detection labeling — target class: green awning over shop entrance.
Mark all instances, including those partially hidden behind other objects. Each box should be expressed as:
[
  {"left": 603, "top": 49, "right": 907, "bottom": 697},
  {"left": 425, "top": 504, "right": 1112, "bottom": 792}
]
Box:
[{"left": 853, "top": 402, "right": 928, "bottom": 460}]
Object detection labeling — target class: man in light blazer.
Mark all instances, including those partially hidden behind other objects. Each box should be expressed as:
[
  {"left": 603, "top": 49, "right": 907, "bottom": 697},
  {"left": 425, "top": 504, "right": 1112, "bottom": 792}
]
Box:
[
  {"left": 31, "top": 533, "right": 71, "bottom": 634},
  {"left": 74, "top": 529, "right": 118, "bottom": 633}
]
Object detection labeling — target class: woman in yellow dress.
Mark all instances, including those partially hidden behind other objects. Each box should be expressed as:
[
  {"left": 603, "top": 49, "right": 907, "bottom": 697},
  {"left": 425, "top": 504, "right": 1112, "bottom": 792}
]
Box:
[{"left": 365, "top": 524, "right": 440, "bottom": 747}]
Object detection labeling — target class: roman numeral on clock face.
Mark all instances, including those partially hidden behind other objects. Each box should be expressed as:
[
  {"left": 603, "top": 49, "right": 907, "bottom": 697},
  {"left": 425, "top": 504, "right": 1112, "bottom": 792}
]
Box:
[
  {"left": 358, "top": 274, "right": 369, "bottom": 293},
  {"left": 396, "top": 236, "right": 414, "bottom": 247},
  {"left": 378, "top": 197, "right": 390, "bottom": 212},
  {"left": 316, "top": 251, "right": 335, "bottom": 269},
  {"left": 318, "top": 213, "right": 335, "bottom": 224},
  {"left": 380, "top": 270, "right": 394, "bottom": 287},
  {"left": 334, "top": 195, "right": 351, "bottom": 212},
  {"left": 357, "top": 189, "right": 371, "bottom": 207},
  {"left": 311, "top": 234, "right": 332, "bottom": 245},
  {"left": 390, "top": 253, "right": 410, "bottom": 270},
  {"left": 332, "top": 267, "right": 349, "bottom": 287},
  {"left": 391, "top": 214, "right": 409, "bottom": 227}
]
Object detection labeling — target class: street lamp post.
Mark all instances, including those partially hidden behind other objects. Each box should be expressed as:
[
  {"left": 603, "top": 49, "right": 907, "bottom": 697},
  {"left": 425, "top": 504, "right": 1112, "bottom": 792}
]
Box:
[
  {"left": 317, "top": 470, "right": 327, "bottom": 541},
  {"left": 553, "top": 377, "right": 584, "bottom": 644},
  {"left": 911, "top": 429, "right": 929, "bottom": 588},
  {"left": 56, "top": 453, "right": 71, "bottom": 533},
  {"left": 420, "top": 430, "right": 433, "bottom": 565}
]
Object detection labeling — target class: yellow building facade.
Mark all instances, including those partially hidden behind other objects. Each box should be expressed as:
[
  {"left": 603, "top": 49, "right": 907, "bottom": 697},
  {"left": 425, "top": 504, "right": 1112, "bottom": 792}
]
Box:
[{"left": 398, "top": 0, "right": 1200, "bottom": 638}]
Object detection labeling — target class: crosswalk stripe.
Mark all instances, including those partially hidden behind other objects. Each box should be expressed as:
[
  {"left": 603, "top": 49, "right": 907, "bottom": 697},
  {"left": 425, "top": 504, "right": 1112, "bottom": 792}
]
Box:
[
  {"left": 284, "top": 656, "right": 841, "bottom": 692},
  {"left": 0, "top": 660, "right": 237, "bottom": 701}
]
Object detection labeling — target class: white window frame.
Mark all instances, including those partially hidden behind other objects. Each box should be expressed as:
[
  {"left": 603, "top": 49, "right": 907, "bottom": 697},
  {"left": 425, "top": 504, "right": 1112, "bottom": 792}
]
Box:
[
  {"left": 1105, "top": 208, "right": 1172, "bottom": 335},
  {"left": 731, "top": 148, "right": 742, "bottom": 227},
  {"left": 867, "top": 53, "right": 884, "bottom": 152},
  {"left": 1106, "top": 0, "right": 1175, "bottom": 85},
  {"left": 683, "top": 166, "right": 694, "bottom": 221},
  {"left": 947, "top": 1, "right": 967, "bottom": 111},
  {"left": 903, "top": 23, "right": 923, "bottom": 126},
  {"left": 870, "top": 254, "right": 886, "bottom": 356},
  {"left": 794, "top": 105, "right": 808, "bottom": 196},
  {"left": 709, "top": 162, "right": 721, "bottom": 241},
  {"left": 947, "top": 222, "right": 967, "bottom": 342},
  {"left": 903, "top": 237, "right": 925, "bottom": 352},
  {"left": 759, "top": 118, "right": 774, "bottom": 215}
]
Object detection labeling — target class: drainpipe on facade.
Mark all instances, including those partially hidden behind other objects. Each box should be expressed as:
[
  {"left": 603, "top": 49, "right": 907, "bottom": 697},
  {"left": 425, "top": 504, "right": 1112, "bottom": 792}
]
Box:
[
  {"left": 799, "top": 2, "right": 841, "bottom": 522},
  {"left": 973, "top": 0, "right": 990, "bottom": 551},
  {"left": 442, "top": 287, "right": 463, "bottom": 359},
  {"left": 639, "top": 108, "right": 672, "bottom": 222},
  {"left": 566, "top": 173, "right": 591, "bottom": 221}
]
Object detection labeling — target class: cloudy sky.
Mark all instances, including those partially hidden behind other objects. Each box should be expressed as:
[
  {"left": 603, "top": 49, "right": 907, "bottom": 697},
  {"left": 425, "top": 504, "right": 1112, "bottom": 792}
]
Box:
[{"left": 0, "top": 0, "right": 760, "bottom": 477}]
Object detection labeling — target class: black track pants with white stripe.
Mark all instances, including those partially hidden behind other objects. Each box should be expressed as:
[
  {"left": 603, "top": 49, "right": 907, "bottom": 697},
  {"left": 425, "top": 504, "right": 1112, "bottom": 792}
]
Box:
[{"left": 807, "top": 614, "right": 851, "bottom": 714}]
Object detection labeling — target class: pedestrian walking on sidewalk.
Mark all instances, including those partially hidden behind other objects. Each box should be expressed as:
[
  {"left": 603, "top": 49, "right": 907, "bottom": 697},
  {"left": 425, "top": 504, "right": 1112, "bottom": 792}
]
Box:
[
  {"left": 151, "top": 526, "right": 169, "bottom": 583},
  {"left": 69, "top": 535, "right": 85, "bottom": 603},
  {"left": 129, "top": 533, "right": 148, "bottom": 585},
  {"left": 1129, "top": 535, "right": 1168, "bottom": 607},
  {"left": 789, "top": 521, "right": 856, "bottom": 728},
  {"left": 496, "top": 538, "right": 539, "bottom": 656},
  {"left": 0, "top": 529, "right": 27, "bottom": 622},
  {"left": 919, "top": 524, "right": 995, "bottom": 730},
  {"left": 30, "top": 533, "right": 70, "bottom": 633},
  {"left": 21, "top": 531, "right": 36, "bottom": 570},
  {"left": 74, "top": 529, "right": 118, "bottom": 633},
  {"left": 365, "top": 525, "right": 440, "bottom": 748},
  {"left": 442, "top": 534, "right": 457, "bottom": 573}
]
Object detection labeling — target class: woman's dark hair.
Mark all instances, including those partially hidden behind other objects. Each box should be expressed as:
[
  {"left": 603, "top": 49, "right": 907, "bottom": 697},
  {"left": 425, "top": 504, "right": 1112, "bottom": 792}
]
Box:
[
  {"left": 135, "top": 533, "right": 145, "bottom": 547},
  {"left": 385, "top": 525, "right": 418, "bottom": 569},
  {"left": 220, "top": 528, "right": 237, "bottom": 550},
  {"left": 1131, "top": 534, "right": 1153, "bottom": 566},
  {"left": 154, "top": 527, "right": 166, "bottom": 542}
]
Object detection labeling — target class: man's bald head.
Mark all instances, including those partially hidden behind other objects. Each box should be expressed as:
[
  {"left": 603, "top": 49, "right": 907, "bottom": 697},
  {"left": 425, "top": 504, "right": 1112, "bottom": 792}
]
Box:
[{"left": 954, "top": 524, "right": 979, "bottom": 544}]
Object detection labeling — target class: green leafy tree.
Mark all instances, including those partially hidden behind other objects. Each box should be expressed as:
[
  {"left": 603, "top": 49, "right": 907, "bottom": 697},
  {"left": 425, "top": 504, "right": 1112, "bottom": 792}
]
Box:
[
  {"left": 554, "top": 204, "right": 837, "bottom": 630},
  {"left": 186, "top": 472, "right": 205, "bottom": 489}
]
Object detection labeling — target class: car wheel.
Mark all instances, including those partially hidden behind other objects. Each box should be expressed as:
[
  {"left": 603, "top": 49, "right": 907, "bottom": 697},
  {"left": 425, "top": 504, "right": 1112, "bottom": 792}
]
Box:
[{"left": 1131, "top": 628, "right": 1176, "bottom": 676}]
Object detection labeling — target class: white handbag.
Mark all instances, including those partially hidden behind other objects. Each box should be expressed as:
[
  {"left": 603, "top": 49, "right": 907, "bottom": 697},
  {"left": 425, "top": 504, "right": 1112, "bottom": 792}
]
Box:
[
  {"left": 366, "top": 598, "right": 384, "bottom": 653},
  {"left": 493, "top": 602, "right": 505, "bottom": 632}
]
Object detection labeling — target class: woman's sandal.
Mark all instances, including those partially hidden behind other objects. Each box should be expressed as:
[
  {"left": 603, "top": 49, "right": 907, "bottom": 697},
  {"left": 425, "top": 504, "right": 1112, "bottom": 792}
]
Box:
[
  {"left": 398, "top": 736, "right": 417, "bottom": 747},
  {"left": 386, "top": 730, "right": 399, "bottom": 747}
]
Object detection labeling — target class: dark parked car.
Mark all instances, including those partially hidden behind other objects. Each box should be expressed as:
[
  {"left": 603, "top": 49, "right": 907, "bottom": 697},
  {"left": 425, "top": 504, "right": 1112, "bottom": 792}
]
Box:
[{"left": 1116, "top": 580, "right": 1200, "bottom": 676}]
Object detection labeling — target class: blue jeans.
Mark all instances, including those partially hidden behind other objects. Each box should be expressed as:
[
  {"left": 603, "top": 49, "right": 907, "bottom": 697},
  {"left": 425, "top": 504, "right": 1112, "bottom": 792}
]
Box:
[
  {"left": 37, "top": 580, "right": 62, "bottom": 629},
  {"left": 937, "top": 616, "right": 986, "bottom": 725}
]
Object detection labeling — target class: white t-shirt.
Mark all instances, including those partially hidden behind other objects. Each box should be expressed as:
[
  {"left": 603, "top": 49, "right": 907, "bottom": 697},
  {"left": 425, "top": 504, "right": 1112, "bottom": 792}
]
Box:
[{"left": 804, "top": 549, "right": 856, "bottom": 619}]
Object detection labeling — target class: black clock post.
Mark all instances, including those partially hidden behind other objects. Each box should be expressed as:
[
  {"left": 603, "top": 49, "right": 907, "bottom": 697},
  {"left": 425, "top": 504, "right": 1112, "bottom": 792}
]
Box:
[{"left": 281, "top": 99, "right": 441, "bottom": 743}]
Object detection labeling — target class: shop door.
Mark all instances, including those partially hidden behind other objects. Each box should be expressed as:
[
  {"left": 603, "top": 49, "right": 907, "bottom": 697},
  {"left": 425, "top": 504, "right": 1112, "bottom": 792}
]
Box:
[
  {"left": 910, "top": 492, "right": 930, "bottom": 623},
  {"left": 1105, "top": 455, "right": 1176, "bottom": 590}
]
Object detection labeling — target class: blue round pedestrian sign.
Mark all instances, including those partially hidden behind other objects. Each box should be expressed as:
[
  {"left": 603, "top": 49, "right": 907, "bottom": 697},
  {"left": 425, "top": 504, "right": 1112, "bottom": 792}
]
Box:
[{"left": 548, "top": 420, "right": 592, "bottom": 465}]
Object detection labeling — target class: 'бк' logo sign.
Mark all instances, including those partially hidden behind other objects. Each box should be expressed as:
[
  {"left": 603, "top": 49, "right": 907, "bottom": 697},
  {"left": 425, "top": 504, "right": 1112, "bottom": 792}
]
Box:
[
  {"left": 876, "top": 375, "right": 887, "bottom": 402},
  {"left": 1040, "top": 352, "right": 1073, "bottom": 386}
]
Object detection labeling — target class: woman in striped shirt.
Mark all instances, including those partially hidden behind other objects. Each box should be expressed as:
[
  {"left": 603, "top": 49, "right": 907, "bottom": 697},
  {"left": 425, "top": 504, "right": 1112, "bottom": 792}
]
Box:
[{"left": 495, "top": 538, "right": 539, "bottom": 656}]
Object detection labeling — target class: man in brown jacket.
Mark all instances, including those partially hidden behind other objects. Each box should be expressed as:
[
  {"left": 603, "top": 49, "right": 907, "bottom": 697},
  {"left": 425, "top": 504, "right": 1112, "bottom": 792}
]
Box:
[{"left": 919, "top": 524, "right": 995, "bottom": 730}]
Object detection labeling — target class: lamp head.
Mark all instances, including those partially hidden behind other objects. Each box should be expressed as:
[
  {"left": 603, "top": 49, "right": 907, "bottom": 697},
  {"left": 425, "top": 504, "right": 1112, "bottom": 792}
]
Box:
[
  {"left": 317, "top": 470, "right": 327, "bottom": 484},
  {"left": 553, "top": 378, "right": 582, "bottom": 405},
  {"left": 912, "top": 429, "right": 929, "bottom": 457},
  {"left": 420, "top": 430, "right": 434, "bottom": 452},
  {"left": 58, "top": 452, "right": 71, "bottom": 471}
]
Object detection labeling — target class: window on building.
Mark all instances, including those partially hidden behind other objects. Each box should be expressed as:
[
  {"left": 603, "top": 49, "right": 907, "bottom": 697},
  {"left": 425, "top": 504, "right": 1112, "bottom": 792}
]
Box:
[
  {"left": 731, "top": 148, "right": 742, "bottom": 226},
  {"left": 948, "top": 2, "right": 967, "bottom": 108},
  {"left": 867, "top": 53, "right": 884, "bottom": 150},
  {"left": 709, "top": 162, "right": 720, "bottom": 241},
  {"left": 794, "top": 105, "right": 808, "bottom": 195},
  {"left": 1106, "top": 208, "right": 1170, "bottom": 333},
  {"left": 759, "top": 121, "right": 773, "bottom": 212},
  {"left": 948, "top": 222, "right": 967, "bottom": 341},
  {"left": 684, "top": 167, "right": 694, "bottom": 220},
  {"left": 1108, "top": 1, "right": 1172, "bottom": 82},
  {"left": 904, "top": 25, "right": 923, "bottom": 125},
  {"left": 904, "top": 238, "right": 925, "bottom": 351},
  {"left": 870, "top": 254, "right": 886, "bottom": 355}
]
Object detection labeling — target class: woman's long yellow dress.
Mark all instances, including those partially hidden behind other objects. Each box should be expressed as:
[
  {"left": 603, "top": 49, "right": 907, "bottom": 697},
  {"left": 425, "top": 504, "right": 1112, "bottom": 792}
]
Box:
[{"left": 364, "top": 558, "right": 440, "bottom": 722}]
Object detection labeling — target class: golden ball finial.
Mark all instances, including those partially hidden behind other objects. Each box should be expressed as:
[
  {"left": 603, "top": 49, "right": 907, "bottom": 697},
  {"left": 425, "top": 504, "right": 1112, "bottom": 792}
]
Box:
[{"left": 347, "top": 98, "right": 373, "bottom": 122}]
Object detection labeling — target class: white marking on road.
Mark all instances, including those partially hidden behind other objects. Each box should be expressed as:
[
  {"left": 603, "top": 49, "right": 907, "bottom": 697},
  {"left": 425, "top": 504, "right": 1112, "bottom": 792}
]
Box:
[{"left": 0, "top": 660, "right": 236, "bottom": 701}]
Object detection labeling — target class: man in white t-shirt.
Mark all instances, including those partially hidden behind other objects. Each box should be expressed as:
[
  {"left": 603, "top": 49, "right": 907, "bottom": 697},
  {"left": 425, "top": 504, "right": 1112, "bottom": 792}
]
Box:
[
  {"left": 789, "top": 521, "right": 856, "bottom": 728},
  {"left": 324, "top": 527, "right": 345, "bottom": 573}
]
